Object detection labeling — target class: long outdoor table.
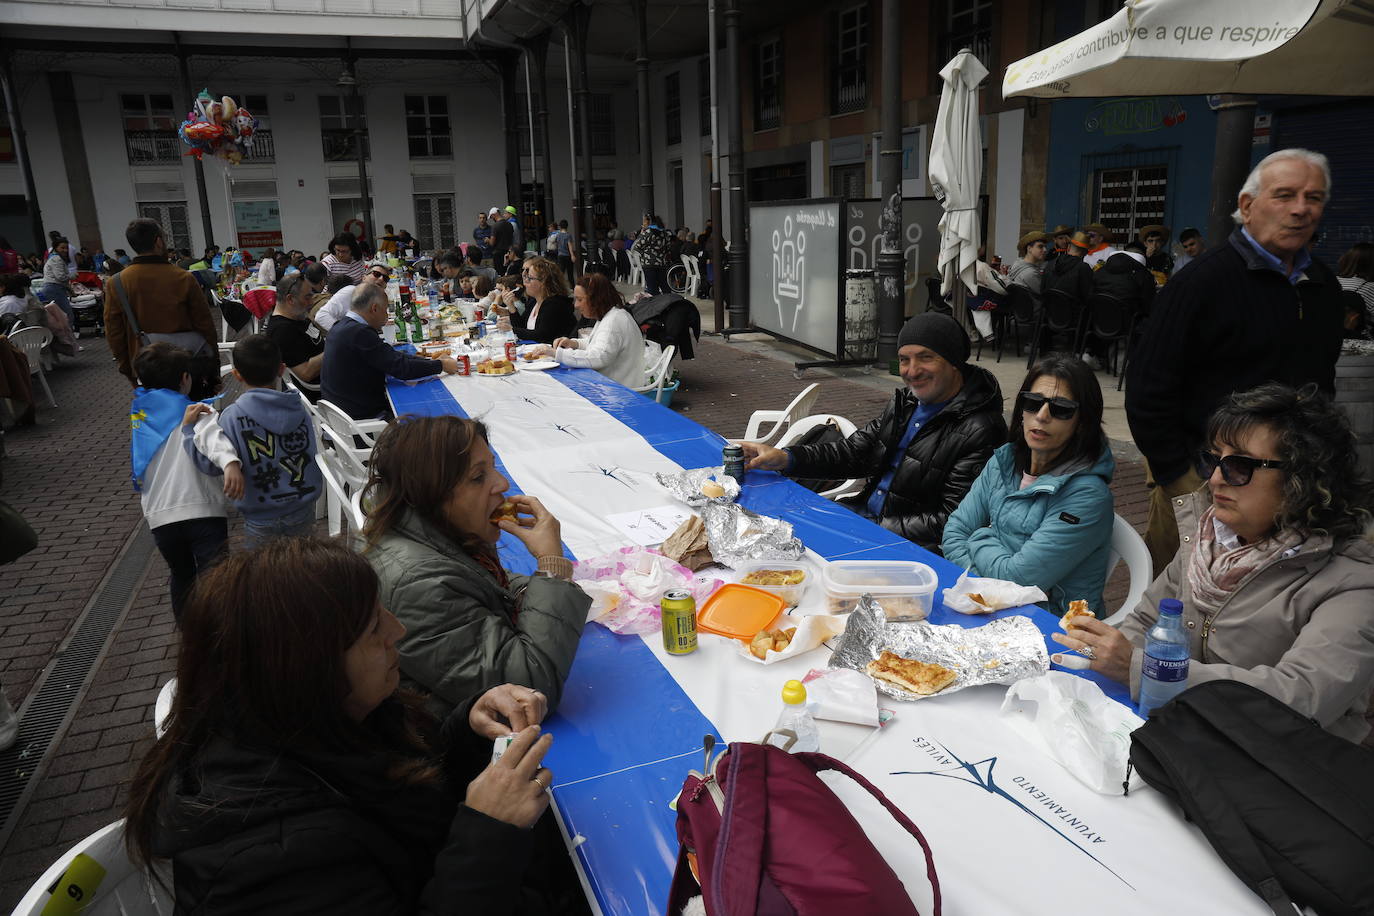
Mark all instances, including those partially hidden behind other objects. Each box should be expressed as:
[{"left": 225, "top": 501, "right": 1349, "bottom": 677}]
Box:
[{"left": 386, "top": 366, "right": 1266, "bottom": 916}]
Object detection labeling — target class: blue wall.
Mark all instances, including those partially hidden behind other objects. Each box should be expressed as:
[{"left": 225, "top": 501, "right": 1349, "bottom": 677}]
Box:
[{"left": 1044, "top": 95, "right": 1218, "bottom": 241}]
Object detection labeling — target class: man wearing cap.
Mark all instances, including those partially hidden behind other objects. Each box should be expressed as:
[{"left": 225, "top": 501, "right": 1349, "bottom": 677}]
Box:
[
  {"left": 1007, "top": 231, "right": 1050, "bottom": 306},
  {"left": 1048, "top": 225, "right": 1074, "bottom": 262},
  {"left": 1045, "top": 230, "right": 1094, "bottom": 305},
  {"left": 1082, "top": 223, "right": 1119, "bottom": 269},
  {"left": 1126, "top": 147, "right": 1344, "bottom": 574},
  {"left": 1139, "top": 225, "right": 1173, "bottom": 276},
  {"left": 738, "top": 313, "right": 1006, "bottom": 553},
  {"left": 504, "top": 205, "right": 524, "bottom": 251}
]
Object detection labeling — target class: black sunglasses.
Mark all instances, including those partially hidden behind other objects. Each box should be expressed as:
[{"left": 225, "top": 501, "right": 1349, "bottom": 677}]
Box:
[
  {"left": 1018, "top": 391, "right": 1078, "bottom": 421},
  {"left": 1198, "top": 450, "right": 1287, "bottom": 487},
  {"left": 369, "top": 269, "right": 389, "bottom": 279}
]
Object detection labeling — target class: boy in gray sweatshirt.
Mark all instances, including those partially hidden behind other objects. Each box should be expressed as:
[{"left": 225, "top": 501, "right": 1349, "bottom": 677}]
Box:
[{"left": 184, "top": 335, "right": 322, "bottom": 546}]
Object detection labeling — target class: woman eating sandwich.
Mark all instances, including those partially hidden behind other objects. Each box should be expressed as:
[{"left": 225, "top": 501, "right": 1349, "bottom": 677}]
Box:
[{"left": 364, "top": 415, "right": 591, "bottom": 717}]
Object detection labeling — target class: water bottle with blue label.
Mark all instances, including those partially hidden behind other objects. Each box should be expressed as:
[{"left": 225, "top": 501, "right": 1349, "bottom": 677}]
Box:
[{"left": 1138, "top": 598, "right": 1190, "bottom": 717}]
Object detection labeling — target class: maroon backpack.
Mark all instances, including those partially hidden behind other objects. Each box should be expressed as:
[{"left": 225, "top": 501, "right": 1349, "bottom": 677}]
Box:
[{"left": 668, "top": 740, "right": 941, "bottom": 916}]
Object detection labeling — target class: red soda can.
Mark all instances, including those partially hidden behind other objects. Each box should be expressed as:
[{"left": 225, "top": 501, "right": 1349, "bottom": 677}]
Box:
[
  {"left": 454, "top": 354, "right": 471, "bottom": 376},
  {"left": 504, "top": 340, "right": 518, "bottom": 362},
  {"left": 473, "top": 306, "right": 485, "bottom": 321}
]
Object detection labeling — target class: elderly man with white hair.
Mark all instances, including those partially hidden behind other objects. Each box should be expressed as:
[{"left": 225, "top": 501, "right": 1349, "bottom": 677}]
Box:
[{"left": 1124, "top": 148, "right": 1345, "bottom": 575}]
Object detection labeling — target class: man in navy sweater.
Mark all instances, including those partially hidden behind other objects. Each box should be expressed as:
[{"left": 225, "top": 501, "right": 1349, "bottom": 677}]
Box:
[
  {"left": 322, "top": 284, "right": 458, "bottom": 420},
  {"left": 1126, "top": 148, "right": 1343, "bottom": 574}
]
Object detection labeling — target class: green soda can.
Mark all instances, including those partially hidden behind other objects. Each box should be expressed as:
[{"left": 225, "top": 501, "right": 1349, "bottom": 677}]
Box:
[{"left": 661, "top": 588, "right": 698, "bottom": 655}]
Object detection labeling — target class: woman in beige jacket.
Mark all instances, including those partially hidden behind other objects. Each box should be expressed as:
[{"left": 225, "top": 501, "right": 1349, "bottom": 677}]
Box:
[{"left": 1058, "top": 383, "right": 1374, "bottom": 743}]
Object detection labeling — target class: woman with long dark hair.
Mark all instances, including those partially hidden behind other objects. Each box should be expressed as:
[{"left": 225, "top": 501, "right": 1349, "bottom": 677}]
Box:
[
  {"left": 124, "top": 538, "right": 559, "bottom": 912},
  {"left": 943, "top": 354, "right": 1115, "bottom": 617},
  {"left": 528, "top": 273, "right": 645, "bottom": 386},
  {"left": 364, "top": 416, "right": 590, "bottom": 715},
  {"left": 1057, "top": 384, "right": 1374, "bottom": 742}
]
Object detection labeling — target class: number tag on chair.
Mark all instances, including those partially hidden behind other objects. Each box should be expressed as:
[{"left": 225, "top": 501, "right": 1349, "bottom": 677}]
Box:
[{"left": 41, "top": 853, "right": 106, "bottom": 915}]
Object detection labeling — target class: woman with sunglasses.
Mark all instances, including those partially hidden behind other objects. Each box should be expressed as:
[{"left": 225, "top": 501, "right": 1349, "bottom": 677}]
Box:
[
  {"left": 500, "top": 257, "right": 577, "bottom": 345},
  {"left": 943, "top": 355, "right": 1115, "bottom": 617},
  {"left": 1055, "top": 384, "right": 1374, "bottom": 742}
]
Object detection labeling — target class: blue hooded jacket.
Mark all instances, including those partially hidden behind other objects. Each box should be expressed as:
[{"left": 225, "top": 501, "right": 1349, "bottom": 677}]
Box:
[
  {"left": 941, "top": 441, "right": 1116, "bottom": 617},
  {"left": 184, "top": 388, "right": 321, "bottom": 521}
]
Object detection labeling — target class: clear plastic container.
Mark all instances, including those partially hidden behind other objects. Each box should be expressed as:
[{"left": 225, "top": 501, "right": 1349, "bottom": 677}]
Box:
[
  {"left": 734, "top": 560, "right": 811, "bottom": 607},
  {"left": 821, "top": 560, "right": 938, "bottom": 620}
]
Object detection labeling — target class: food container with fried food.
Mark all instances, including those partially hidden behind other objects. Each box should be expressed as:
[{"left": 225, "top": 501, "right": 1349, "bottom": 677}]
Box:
[
  {"left": 733, "top": 560, "right": 811, "bottom": 607},
  {"left": 821, "top": 560, "right": 938, "bottom": 621}
]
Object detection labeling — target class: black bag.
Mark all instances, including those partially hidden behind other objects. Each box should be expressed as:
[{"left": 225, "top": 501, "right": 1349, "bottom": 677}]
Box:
[
  {"left": 789, "top": 419, "right": 849, "bottom": 494},
  {"left": 1129, "top": 680, "right": 1374, "bottom": 916}
]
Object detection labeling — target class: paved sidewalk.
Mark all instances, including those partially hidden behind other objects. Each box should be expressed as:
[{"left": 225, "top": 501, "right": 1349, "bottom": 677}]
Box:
[{"left": 0, "top": 326, "right": 1150, "bottom": 908}]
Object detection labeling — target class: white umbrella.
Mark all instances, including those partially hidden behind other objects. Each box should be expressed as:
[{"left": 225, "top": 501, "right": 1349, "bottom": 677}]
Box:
[
  {"left": 929, "top": 49, "right": 989, "bottom": 319},
  {"left": 1003, "top": 0, "right": 1374, "bottom": 99}
]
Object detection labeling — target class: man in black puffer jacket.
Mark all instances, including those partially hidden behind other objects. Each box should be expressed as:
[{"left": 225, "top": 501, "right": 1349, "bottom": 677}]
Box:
[{"left": 740, "top": 313, "right": 1005, "bottom": 553}]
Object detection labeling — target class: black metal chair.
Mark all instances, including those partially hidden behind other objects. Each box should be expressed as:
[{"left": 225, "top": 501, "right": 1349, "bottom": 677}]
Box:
[
  {"left": 1083, "top": 293, "right": 1138, "bottom": 390},
  {"left": 995, "top": 284, "right": 1038, "bottom": 364},
  {"left": 972, "top": 285, "right": 1009, "bottom": 362},
  {"left": 925, "top": 277, "right": 952, "bottom": 315},
  {"left": 1029, "top": 287, "right": 1085, "bottom": 368}
]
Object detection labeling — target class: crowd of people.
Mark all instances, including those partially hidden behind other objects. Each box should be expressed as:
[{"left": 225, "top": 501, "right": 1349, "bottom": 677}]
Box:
[{"left": 2, "top": 144, "right": 1372, "bottom": 910}]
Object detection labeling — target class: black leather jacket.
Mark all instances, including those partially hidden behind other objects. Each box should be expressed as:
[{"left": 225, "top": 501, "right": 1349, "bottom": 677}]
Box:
[{"left": 786, "top": 365, "right": 1006, "bottom": 552}]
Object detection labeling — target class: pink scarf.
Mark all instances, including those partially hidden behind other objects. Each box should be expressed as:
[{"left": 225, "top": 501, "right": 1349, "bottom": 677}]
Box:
[{"left": 1185, "top": 505, "right": 1307, "bottom": 613}]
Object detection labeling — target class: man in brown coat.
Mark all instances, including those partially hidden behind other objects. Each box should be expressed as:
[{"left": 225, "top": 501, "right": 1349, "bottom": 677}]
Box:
[{"left": 104, "top": 218, "right": 218, "bottom": 385}]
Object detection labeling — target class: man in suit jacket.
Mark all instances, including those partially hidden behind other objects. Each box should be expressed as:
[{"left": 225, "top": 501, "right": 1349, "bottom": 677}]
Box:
[{"left": 321, "top": 284, "right": 459, "bottom": 420}]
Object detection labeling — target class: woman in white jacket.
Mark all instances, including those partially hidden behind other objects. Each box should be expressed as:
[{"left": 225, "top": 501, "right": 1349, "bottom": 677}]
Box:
[{"left": 539, "top": 272, "right": 645, "bottom": 387}]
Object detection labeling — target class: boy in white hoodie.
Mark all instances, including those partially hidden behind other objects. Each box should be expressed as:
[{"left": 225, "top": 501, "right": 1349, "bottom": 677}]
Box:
[{"left": 129, "top": 343, "right": 243, "bottom": 619}]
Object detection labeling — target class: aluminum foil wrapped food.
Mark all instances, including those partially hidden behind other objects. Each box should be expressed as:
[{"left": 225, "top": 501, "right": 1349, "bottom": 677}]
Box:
[
  {"left": 654, "top": 466, "right": 741, "bottom": 506},
  {"left": 655, "top": 467, "right": 803, "bottom": 568},
  {"left": 829, "top": 596, "right": 1049, "bottom": 701}
]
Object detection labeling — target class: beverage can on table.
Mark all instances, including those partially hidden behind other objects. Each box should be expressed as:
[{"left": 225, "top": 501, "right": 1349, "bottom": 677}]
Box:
[
  {"left": 504, "top": 339, "right": 518, "bottom": 362},
  {"left": 661, "top": 588, "right": 698, "bottom": 655},
  {"left": 473, "top": 306, "right": 485, "bottom": 322},
  {"left": 722, "top": 445, "right": 745, "bottom": 482},
  {"left": 454, "top": 353, "right": 471, "bottom": 376}
]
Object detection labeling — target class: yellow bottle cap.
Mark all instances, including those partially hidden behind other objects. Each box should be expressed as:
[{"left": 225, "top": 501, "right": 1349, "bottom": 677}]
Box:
[{"left": 781, "top": 679, "right": 807, "bottom": 705}]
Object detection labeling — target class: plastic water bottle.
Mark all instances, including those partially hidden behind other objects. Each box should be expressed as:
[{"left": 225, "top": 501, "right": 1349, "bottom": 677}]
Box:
[
  {"left": 1138, "top": 598, "right": 1190, "bottom": 717},
  {"left": 771, "top": 680, "right": 820, "bottom": 752}
]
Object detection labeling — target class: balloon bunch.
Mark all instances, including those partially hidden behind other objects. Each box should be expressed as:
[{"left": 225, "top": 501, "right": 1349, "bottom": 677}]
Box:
[{"left": 178, "top": 89, "right": 259, "bottom": 164}]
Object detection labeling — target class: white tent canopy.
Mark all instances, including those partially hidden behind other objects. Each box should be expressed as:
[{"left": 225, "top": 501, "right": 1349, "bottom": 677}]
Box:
[{"left": 1003, "top": 0, "right": 1374, "bottom": 99}]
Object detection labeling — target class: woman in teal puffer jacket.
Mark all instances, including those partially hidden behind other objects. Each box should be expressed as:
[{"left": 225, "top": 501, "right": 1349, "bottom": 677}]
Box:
[{"left": 943, "top": 355, "right": 1115, "bottom": 617}]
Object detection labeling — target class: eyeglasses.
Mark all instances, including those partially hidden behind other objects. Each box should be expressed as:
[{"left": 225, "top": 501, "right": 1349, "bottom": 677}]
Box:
[
  {"left": 521, "top": 271, "right": 538, "bottom": 280},
  {"left": 369, "top": 270, "right": 389, "bottom": 279},
  {"left": 1197, "top": 450, "right": 1287, "bottom": 486},
  {"left": 1018, "top": 391, "right": 1078, "bottom": 421}
]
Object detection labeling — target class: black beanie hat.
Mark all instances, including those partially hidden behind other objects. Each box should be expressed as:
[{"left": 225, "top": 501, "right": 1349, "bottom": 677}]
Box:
[{"left": 896, "top": 312, "right": 970, "bottom": 367}]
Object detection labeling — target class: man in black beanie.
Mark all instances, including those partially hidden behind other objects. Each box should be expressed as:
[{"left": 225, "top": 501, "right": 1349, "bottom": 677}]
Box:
[{"left": 739, "top": 313, "right": 1006, "bottom": 552}]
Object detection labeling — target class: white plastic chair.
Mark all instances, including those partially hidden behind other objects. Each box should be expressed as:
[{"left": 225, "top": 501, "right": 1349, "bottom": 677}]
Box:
[
  {"left": 1103, "top": 513, "right": 1153, "bottom": 625},
  {"left": 316, "top": 450, "right": 367, "bottom": 541},
  {"left": 680, "top": 253, "right": 702, "bottom": 296},
  {"left": 154, "top": 677, "right": 176, "bottom": 739},
  {"left": 775, "top": 414, "right": 865, "bottom": 500},
  {"left": 13, "top": 820, "right": 173, "bottom": 915},
  {"left": 627, "top": 248, "right": 644, "bottom": 287},
  {"left": 741, "top": 382, "right": 820, "bottom": 445},
  {"left": 8, "top": 325, "right": 56, "bottom": 407},
  {"left": 631, "top": 344, "right": 676, "bottom": 403},
  {"left": 285, "top": 365, "right": 321, "bottom": 395},
  {"left": 315, "top": 400, "right": 387, "bottom": 451}
]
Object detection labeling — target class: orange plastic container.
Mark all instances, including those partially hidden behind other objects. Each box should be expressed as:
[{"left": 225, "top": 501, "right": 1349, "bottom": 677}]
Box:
[{"left": 695, "top": 584, "right": 787, "bottom": 640}]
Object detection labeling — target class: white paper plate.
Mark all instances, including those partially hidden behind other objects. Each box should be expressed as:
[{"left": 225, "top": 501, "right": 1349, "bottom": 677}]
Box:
[{"left": 519, "top": 359, "right": 560, "bottom": 371}]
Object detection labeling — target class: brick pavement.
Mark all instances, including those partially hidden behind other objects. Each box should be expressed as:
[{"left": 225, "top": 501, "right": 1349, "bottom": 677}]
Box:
[{"left": 0, "top": 330, "right": 1151, "bottom": 908}]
